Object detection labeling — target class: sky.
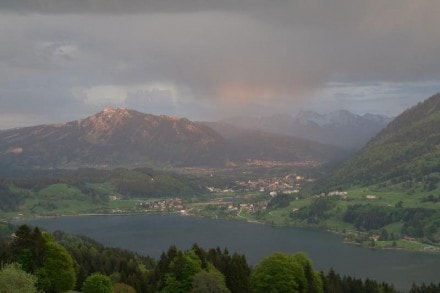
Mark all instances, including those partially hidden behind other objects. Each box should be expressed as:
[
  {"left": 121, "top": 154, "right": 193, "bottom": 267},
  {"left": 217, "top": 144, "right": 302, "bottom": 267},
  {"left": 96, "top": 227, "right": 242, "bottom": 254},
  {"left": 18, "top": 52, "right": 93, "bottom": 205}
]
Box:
[{"left": 1, "top": 0, "right": 440, "bottom": 129}]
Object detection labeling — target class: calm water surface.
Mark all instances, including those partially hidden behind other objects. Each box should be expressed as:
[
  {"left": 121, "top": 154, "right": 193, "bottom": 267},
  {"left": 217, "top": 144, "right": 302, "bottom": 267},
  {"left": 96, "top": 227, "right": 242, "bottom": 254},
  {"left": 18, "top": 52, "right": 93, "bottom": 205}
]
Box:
[{"left": 18, "top": 214, "right": 440, "bottom": 290}]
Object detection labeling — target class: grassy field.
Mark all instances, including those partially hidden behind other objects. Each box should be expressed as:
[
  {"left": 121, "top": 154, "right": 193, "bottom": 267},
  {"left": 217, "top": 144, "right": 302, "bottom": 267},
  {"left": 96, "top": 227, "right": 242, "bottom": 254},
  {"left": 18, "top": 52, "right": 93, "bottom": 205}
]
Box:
[{"left": 339, "top": 187, "right": 439, "bottom": 209}]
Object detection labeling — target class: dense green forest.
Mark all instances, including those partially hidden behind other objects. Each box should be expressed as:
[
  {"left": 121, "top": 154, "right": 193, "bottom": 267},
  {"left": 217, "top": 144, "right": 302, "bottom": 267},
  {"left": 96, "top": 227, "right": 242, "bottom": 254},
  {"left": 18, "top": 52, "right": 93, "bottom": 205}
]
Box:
[{"left": 0, "top": 223, "right": 439, "bottom": 292}]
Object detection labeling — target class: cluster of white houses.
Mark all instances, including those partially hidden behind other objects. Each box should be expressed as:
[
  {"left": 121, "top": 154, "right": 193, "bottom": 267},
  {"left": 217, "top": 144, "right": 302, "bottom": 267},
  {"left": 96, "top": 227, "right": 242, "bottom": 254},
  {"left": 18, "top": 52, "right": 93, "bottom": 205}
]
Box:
[
  {"left": 207, "top": 174, "right": 307, "bottom": 195},
  {"left": 137, "top": 198, "right": 185, "bottom": 212}
]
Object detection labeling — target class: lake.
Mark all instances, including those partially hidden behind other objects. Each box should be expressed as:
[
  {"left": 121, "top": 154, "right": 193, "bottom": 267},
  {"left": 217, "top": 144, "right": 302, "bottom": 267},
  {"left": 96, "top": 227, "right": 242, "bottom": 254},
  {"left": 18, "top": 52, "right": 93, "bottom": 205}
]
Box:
[{"left": 17, "top": 214, "right": 440, "bottom": 290}]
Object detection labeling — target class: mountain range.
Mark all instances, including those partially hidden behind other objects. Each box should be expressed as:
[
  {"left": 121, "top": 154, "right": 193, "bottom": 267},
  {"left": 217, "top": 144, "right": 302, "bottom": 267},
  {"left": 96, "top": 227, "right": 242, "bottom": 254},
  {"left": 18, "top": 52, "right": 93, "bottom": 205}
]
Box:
[
  {"left": 224, "top": 110, "right": 391, "bottom": 149},
  {"left": 0, "top": 108, "right": 342, "bottom": 169},
  {"left": 324, "top": 93, "right": 440, "bottom": 190}
]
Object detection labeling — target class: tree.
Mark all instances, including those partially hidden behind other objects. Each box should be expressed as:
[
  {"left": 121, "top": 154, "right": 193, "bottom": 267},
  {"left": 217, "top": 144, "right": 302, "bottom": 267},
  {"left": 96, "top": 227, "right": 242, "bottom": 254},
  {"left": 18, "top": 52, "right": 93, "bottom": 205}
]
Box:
[
  {"left": 191, "top": 265, "right": 230, "bottom": 293},
  {"left": 41, "top": 242, "right": 76, "bottom": 292},
  {"left": 250, "top": 252, "right": 306, "bottom": 293},
  {"left": 292, "top": 253, "right": 323, "bottom": 293},
  {"left": 153, "top": 245, "right": 179, "bottom": 291},
  {"left": 113, "top": 283, "right": 137, "bottom": 293},
  {"left": 11, "top": 225, "right": 46, "bottom": 272},
  {"left": 0, "top": 263, "right": 38, "bottom": 293},
  {"left": 162, "top": 250, "right": 202, "bottom": 293},
  {"left": 82, "top": 273, "right": 113, "bottom": 293},
  {"left": 324, "top": 269, "right": 343, "bottom": 293},
  {"left": 250, "top": 252, "right": 323, "bottom": 293},
  {"left": 225, "top": 253, "right": 251, "bottom": 293}
]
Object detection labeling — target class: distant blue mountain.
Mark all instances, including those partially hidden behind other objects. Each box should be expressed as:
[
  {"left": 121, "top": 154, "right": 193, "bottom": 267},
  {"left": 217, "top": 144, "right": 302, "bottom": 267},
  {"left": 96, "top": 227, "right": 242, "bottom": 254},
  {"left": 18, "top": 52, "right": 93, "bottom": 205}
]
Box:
[{"left": 224, "top": 110, "right": 392, "bottom": 149}]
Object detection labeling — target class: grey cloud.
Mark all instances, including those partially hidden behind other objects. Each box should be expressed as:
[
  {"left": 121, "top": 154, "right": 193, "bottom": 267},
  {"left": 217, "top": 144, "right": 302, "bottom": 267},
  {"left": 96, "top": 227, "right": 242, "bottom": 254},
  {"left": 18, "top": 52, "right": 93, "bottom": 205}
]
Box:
[
  {"left": 0, "top": 77, "right": 88, "bottom": 115},
  {"left": 125, "top": 89, "right": 178, "bottom": 114},
  {"left": 0, "top": 1, "right": 440, "bottom": 127},
  {"left": 0, "top": 0, "right": 267, "bottom": 14}
]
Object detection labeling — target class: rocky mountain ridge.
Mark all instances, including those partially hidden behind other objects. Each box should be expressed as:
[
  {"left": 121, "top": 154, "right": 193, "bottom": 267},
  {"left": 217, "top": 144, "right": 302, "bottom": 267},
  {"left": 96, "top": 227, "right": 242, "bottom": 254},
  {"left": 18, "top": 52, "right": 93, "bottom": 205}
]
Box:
[{"left": 0, "top": 108, "right": 342, "bottom": 168}]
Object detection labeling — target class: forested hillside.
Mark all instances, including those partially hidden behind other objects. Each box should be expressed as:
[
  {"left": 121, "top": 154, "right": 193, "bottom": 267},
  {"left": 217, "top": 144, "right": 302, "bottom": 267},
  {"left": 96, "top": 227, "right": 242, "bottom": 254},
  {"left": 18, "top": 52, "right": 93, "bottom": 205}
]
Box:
[{"left": 324, "top": 93, "right": 440, "bottom": 190}]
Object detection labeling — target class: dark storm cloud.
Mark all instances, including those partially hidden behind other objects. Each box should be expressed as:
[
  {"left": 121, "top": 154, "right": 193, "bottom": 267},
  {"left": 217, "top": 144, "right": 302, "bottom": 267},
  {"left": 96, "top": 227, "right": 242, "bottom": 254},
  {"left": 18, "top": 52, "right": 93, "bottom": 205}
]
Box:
[{"left": 1, "top": 1, "right": 440, "bottom": 128}]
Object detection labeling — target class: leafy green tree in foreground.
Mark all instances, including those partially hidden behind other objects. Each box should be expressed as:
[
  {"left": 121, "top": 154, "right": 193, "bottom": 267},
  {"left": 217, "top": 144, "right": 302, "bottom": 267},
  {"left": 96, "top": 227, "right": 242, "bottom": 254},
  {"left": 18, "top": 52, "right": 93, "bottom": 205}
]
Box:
[
  {"left": 0, "top": 262, "right": 37, "bottom": 293},
  {"left": 191, "top": 267, "right": 231, "bottom": 293},
  {"left": 250, "top": 252, "right": 323, "bottom": 293},
  {"left": 82, "top": 273, "right": 113, "bottom": 293},
  {"left": 40, "top": 242, "right": 76, "bottom": 293}
]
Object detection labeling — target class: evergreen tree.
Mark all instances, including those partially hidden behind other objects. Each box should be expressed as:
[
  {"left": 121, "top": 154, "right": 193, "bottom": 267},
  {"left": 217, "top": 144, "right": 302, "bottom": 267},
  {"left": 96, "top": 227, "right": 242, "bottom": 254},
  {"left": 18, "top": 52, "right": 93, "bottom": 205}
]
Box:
[
  {"left": 161, "top": 250, "right": 202, "bottom": 293},
  {"left": 226, "top": 253, "right": 251, "bottom": 293}
]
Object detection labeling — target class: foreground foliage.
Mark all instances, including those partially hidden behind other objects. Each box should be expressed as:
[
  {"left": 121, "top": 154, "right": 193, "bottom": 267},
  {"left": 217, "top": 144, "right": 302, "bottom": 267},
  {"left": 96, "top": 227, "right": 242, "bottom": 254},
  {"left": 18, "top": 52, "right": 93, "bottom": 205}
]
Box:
[
  {"left": 250, "top": 252, "right": 323, "bottom": 293},
  {"left": 0, "top": 263, "right": 37, "bottom": 293},
  {"left": 82, "top": 273, "right": 113, "bottom": 293}
]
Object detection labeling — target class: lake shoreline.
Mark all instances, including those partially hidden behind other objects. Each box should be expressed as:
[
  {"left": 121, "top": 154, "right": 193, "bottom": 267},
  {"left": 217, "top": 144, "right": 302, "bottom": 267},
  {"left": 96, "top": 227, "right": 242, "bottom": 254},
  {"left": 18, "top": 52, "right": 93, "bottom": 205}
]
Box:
[{"left": 8, "top": 209, "right": 440, "bottom": 255}]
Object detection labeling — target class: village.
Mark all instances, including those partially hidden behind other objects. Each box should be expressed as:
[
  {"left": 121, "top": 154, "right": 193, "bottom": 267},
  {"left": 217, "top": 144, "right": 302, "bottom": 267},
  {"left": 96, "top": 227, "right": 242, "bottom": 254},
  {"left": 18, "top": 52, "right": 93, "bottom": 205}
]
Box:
[
  {"left": 137, "top": 198, "right": 186, "bottom": 213},
  {"left": 119, "top": 173, "right": 369, "bottom": 219},
  {"left": 202, "top": 173, "right": 310, "bottom": 215},
  {"left": 132, "top": 173, "right": 312, "bottom": 216}
]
